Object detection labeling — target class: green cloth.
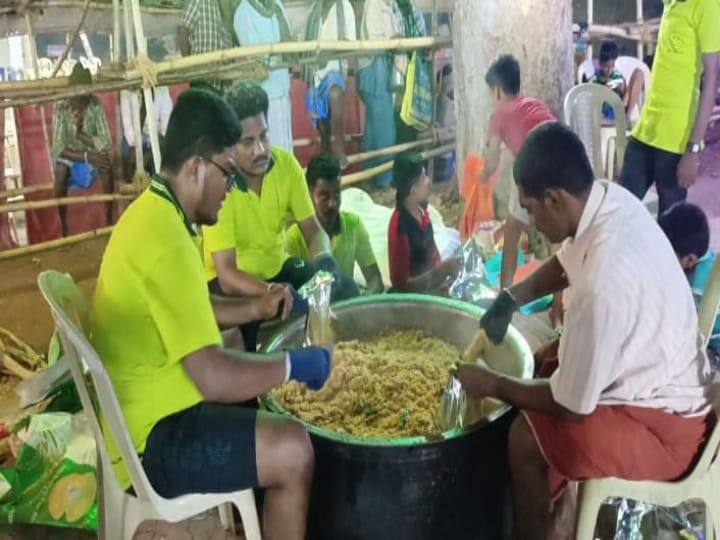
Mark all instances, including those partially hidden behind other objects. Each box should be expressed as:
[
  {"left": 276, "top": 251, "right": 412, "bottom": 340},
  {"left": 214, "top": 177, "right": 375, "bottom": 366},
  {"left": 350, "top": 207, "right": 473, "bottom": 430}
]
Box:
[{"left": 51, "top": 96, "right": 111, "bottom": 161}]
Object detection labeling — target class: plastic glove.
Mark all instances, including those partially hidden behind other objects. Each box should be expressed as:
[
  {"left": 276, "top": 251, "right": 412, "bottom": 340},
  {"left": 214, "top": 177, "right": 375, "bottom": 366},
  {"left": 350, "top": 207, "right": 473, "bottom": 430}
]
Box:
[
  {"left": 480, "top": 289, "right": 517, "bottom": 345},
  {"left": 289, "top": 285, "right": 309, "bottom": 315},
  {"left": 288, "top": 347, "right": 331, "bottom": 390},
  {"left": 314, "top": 252, "right": 339, "bottom": 274}
]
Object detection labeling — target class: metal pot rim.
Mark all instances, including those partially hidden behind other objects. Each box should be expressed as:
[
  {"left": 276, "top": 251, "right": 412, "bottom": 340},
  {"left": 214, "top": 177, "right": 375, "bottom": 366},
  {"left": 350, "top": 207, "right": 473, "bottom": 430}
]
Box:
[{"left": 260, "top": 293, "right": 534, "bottom": 448}]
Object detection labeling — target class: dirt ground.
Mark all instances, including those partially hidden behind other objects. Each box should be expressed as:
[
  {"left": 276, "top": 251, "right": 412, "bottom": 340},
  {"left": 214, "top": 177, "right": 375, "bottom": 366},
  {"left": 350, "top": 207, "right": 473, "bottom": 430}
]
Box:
[{"left": 0, "top": 237, "right": 108, "bottom": 355}]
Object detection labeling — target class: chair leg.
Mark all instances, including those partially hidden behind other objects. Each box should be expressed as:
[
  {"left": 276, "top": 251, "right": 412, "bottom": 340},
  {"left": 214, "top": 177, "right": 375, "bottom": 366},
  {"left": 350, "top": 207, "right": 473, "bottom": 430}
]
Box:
[
  {"left": 575, "top": 489, "right": 605, "bottom": 540},
  {"left": 236, "top": 491, "right": 262, "bottom": 540},
  {"left": 219, "top": 502, "right": 236, "bottom": 533}
]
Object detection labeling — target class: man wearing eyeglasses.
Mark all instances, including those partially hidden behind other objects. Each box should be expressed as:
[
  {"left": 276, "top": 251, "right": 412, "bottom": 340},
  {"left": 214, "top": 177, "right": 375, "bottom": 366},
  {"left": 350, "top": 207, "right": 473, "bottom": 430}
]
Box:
[
  {"left": 91, "top": 89, "right": 329, "bottom": 540},
  {"left": 203, "top": 81, "right": 345, "bottom": 351}
]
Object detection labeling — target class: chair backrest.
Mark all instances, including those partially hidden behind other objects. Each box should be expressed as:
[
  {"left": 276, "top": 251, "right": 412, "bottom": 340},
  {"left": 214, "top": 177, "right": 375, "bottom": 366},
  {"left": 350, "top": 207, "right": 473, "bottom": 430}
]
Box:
[
  {"left": 37, "top": 270, "right": 159, "bottom": 502},
  {"left": 563, "top": 83, "right": 627, "bottom": 179},
  {"left": 615, "top": 56, "right": 651, "bottom": 97},
  {"left": 697, "top": 257, "right": 720, "bottom": 349}
]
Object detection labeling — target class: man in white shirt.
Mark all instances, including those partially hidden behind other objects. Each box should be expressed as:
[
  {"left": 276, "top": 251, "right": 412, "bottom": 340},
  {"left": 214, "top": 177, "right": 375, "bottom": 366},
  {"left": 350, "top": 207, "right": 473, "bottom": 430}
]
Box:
[{"left": 456, "top": 122, "right": 713, "bottom": 540}]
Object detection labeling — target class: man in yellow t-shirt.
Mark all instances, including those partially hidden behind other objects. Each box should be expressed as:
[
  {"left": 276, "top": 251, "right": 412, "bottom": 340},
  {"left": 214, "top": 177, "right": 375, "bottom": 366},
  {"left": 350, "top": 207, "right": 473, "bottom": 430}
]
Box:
[
  {"left": 203, "top": 82, "right": 347, "bottom": 350},
  {"left": 91, "top": 89, "right": 330, "bottom": 540},
  {"left": 620, "top": 0, "right": 720, "bottom": 214},
  {"left": 286, "top": 154, "right": 384, "bottom": 294}
]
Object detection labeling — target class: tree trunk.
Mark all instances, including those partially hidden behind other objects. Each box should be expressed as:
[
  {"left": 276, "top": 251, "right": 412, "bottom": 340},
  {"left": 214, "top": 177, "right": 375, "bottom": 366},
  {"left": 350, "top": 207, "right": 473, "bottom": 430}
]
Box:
[{"left": 453, "top": 0, "right": 574, "bottom": 183}]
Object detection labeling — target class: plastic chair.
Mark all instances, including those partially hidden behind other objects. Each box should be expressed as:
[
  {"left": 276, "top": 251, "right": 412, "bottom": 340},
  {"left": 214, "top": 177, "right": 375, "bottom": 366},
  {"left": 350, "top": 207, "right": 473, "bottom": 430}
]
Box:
[
  {"left": 615, "top": 56, "right": 651, "bottom": 124},
  {"left": 574, "top": 258, "right": 720, "bottom": 539},
  {"left": 563, "top": 83, "right": 627, "bottom": 179},
  {"left": 37, "top": 271, "right": 262, "bottom": 540}
]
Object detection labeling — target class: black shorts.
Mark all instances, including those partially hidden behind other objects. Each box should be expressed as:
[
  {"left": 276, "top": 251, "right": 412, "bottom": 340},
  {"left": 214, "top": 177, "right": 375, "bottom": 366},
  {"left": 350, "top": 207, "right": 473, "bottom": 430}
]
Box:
[{"left": 142, "top": 402, "right": 258, "bottom": 498}]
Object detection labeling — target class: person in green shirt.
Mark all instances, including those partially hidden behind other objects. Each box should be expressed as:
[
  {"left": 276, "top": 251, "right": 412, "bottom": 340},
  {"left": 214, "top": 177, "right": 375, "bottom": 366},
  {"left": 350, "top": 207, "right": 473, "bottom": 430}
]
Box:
[
  {"left": 286, "top": 154, "right": 384, "bottom": 294},
  {"left": 620, "top": 0, "right": 720, "bottom": 214},
  {"left": 91, "top": 89, "right": 330, "bottom": 540}
]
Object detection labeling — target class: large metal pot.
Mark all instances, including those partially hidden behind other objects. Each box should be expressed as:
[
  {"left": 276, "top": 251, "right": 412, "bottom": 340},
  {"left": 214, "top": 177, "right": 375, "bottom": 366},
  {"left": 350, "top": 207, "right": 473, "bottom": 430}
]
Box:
[{"left": 261, "top": 294, "right": 534, "bottom": 540}]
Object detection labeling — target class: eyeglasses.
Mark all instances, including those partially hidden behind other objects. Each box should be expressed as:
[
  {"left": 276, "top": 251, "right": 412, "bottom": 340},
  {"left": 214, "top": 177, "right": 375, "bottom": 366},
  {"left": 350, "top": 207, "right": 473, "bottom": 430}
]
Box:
[{"left": 203, "top": 157, "right": 238, "bottom": 191}]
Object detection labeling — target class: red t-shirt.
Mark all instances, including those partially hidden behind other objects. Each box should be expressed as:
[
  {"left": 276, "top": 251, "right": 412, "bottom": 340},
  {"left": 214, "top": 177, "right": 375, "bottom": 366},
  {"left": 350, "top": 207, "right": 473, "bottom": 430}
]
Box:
[
  {"left": 388, "top": 208, "right": 441, "bottom": 290},
  {"left": 488, "top": 96, "right": 556, "bottom": 156}
]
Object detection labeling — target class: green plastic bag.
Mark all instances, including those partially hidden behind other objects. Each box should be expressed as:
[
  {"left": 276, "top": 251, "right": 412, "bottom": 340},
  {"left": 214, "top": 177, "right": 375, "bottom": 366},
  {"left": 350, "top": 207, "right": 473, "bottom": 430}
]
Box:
[{"left": 0, "top": 413, "right": 97, "bottom": 530}]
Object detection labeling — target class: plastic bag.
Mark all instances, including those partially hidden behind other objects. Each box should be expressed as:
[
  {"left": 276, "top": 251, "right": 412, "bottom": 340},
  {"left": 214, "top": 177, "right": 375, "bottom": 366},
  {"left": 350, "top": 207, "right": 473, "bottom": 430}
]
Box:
[
  {"left": 0, "top": 412, "right": 97, "bottom": 530},
  {"left": 299, "top": 271, "right": 335, "bottom": 353}
]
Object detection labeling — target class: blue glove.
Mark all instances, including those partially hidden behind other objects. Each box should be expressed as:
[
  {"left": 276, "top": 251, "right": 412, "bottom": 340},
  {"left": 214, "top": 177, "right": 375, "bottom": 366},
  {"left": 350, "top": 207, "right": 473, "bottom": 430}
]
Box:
[
  {"left": 288, "top": 347, "right": 331, "bottom": 391},
  {"left": 289, "top": 285, "right": 309, "bottom": 315},
  {"left": 314, "top": 253, "right": 338, "bottom": 274}
]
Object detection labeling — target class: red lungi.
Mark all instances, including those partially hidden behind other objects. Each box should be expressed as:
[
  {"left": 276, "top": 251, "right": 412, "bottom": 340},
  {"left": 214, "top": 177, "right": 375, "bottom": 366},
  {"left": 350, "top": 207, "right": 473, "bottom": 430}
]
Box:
[{"left": 526, "top": 340, "right": 711, "bottom": 500}]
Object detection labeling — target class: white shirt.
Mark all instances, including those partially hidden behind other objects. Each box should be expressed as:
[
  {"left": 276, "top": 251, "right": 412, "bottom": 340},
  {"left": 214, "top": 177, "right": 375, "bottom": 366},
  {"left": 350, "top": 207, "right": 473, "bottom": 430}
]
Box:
[
  {"left": 508, "top": 184, "right": 530, "bottom": 225},
  {"left": 120, "top": 87, "right": 173, "bottom": 147},
  {"left": 551, "top": 181, "right": 712, "bottom": 416},
  {"left": 315, "top": 0, "right": 357, "bottom": 87}
]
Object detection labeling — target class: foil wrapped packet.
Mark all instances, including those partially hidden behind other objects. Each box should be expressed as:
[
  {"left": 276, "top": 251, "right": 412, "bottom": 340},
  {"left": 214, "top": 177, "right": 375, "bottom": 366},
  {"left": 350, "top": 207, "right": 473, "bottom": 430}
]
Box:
[
  {"left": 298, "top": 271, "right": 335, "bottom": 352},
  {"left": 448, "top": 236, "right": 497, "bottom": 308},
  {"left": 438, "top": 375, "right": 467, "bottom": 432}
]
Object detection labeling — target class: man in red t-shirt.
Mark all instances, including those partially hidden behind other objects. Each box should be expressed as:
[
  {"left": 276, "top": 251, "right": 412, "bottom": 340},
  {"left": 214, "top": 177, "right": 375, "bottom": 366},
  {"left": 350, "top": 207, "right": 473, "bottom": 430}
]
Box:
[{"left": 481, "top": 55, "right": 557, "bottom": 303}]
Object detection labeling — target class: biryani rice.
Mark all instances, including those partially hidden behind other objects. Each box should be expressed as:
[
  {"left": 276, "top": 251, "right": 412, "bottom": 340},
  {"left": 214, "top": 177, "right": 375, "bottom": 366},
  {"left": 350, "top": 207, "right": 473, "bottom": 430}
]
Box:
[{"left": 272, "top": 330, "right": 462, "bottom": 438}]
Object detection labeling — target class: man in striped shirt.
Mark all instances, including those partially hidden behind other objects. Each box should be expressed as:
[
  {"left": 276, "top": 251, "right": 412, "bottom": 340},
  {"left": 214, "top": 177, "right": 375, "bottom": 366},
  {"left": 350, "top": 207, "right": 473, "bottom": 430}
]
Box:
[{"left": 456, "top": 123, "right": 713, "bottom": 540}]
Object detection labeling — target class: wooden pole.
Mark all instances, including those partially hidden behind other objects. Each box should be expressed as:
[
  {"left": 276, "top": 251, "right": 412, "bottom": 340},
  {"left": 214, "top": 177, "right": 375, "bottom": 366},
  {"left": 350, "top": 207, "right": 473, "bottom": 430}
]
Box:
[
  {"left": 124, "top": 37, "right": 451, "bottom": 80},
  {"left": 112, "top": 0, "right": 123, "bottom": 183},
  {"left": 346, "top": 132, "right": 454, "bottom": 165},
  {"left": 24, "top": 11, "right": 56, "bottom": 201},
  {"left": 50, "top": 0, "right": 92, "bottom": 77},
  {"left": 636, "top": 0, "right": 644, "bottom": 59},
  {"left": 342, "top": 143, "right": 454, "bottom": 186},
  {"left": 123, "top": 0, "right": 145, "bottom": 179},
  {"left": 0, "top": 226, "right": 112, "bottom": 260},
  {"left": 0, "top": 193, "right": 134, "bottom": 215},
  {"left": 129, "top": 0, "right": 162, "bottom": 172},
  {"left": 0, "top": 183, "right": 53, "bottom": 199}
]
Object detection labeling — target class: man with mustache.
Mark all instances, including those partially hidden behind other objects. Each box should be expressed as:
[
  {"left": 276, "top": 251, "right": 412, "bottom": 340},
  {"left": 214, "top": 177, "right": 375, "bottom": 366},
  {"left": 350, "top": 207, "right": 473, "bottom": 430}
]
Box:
[
  {"left": 203, "top": 81, "right": 341, "bottom": 351},
  {"left": 456, "top": 123, "right": 713, "bottom": 540}
]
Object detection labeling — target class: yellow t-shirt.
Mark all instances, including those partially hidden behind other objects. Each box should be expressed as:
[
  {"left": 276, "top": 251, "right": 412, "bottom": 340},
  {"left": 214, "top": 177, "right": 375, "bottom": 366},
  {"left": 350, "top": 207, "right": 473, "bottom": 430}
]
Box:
[
  {"left": 202, "top": 147, "right": 315, "bottom": 281},
  {"left": 632, "top": 0, "right": 720, "bottom": 153},
  {"left": 285, "top": 211, "right": 377, "bottom": 278},
  {"left": 91, "top": 177, "right": 221, "bottom": 489}
]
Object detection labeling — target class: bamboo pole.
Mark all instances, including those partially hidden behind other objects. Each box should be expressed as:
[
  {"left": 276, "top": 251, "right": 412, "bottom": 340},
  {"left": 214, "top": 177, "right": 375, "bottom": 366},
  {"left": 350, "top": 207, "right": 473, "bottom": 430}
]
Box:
[
  {"left": 0, "top": 1, "right": 180, "bottom": 16},
  {"left": 129, "top": 0, "right": 162, "bottom": 172},
  {"left": 24, "top": 11, "right": 57, "bottom": 204},
  {"left": 346, "top": 133, "right": 454, "bottom": 165},
  {"left": 342, "top": 143, "right": 454, "bottom": 186},
  {"left": 123, "top": 0, "right": 145, "bottom": 180},
  {"left": 0, "top": 44, "right": 430, "bottom": 107},
  {"left": 125, "top": 37, "right": 450, "bottom": 79},
  {"left": 50, "top": 0, "right": 92, "bottom": 77},
  {"left": 0, "top": 183, "right": 53, "bottom": 199},
  {"left": 0, "top": 226, "right": 112, "bottom": 260},
  {"left": 0, "top": 193, "right": 134, "bottom": 215}
]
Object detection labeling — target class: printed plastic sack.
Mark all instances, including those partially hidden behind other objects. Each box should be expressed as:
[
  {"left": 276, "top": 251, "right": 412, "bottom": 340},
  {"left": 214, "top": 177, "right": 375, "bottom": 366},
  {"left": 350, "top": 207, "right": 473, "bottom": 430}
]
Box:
[
  {"left": 0, "top": 412, "right": 97, "bottom": 530},
  {"left": 400, "top": 51, "right": 433, "bottom": 130}
]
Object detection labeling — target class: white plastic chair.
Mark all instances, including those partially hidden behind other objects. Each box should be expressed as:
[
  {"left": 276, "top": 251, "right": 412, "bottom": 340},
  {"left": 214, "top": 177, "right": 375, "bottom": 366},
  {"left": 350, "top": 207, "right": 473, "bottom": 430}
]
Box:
[
  {"left": 615, "top": 56, "right": 651, "bottom": 125},
  {"left": 37, "top": 271, "right": 262, "bottom": 540},
  {"left": 574, "top": 257, "right": 720, "bottom": 540},
  {"left": 563, "top": 82, "right": 627, "bottom": 179}
]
